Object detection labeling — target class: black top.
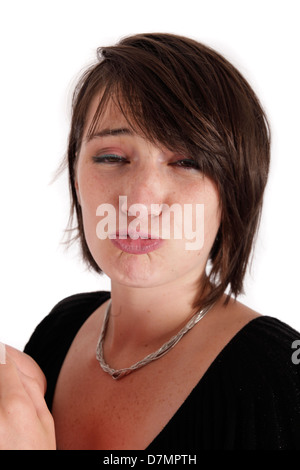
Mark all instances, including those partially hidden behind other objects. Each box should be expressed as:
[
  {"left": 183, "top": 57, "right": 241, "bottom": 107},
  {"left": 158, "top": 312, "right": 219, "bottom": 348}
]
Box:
[{"left": 24, "top": 291, "right": 300, "bottom": 450}]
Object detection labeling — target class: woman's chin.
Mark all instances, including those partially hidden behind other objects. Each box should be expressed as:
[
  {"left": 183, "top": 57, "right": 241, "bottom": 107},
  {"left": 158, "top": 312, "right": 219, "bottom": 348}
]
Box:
[{"left": 99, "top": 251, "right": 168, "bottom": 288}]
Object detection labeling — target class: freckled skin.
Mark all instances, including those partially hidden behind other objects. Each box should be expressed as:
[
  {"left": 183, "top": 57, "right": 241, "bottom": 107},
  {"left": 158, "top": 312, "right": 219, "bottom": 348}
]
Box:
[{"left": 75, "top": 97, "right": 221, "bottom": 290}]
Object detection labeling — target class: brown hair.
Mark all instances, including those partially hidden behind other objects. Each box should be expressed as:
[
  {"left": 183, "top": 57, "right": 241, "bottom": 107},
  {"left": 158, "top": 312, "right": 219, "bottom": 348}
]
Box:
[{"left": 66, "top": 32, "right": 270, "bottom": 311}]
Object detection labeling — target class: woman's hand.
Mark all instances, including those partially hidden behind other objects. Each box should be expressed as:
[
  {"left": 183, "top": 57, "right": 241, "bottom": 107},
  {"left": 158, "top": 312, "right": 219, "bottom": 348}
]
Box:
[{"left": 0, "top": 343, "right": 56, "bottom": 450}]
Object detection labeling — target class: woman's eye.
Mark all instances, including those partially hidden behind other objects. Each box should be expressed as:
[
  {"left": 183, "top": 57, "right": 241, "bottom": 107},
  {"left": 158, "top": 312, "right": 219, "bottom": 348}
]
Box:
[
  {"left": 92, "top": 154, "right": 128, "bottom": 164},
  {"left": 171, "top": 159, "right": 200, "bottom": 170}
]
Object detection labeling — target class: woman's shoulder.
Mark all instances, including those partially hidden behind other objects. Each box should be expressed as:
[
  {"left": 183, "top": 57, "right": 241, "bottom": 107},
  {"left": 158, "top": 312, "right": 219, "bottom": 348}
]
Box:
[
  {"left": 24, "top": 291, "right": 110, "bottom": 365},
  {"left": 209, "top": 313, "right": 300, "bottom": 394},
  {"left": 206, "top": 297, "right": 300, "bottom": 383},
  {"left": 23, "top": 291, "right": 111, "bottom": 408},
  {"left": 27, "top": 291, "right": 110, "bottom": 336},
  {"left": 197, "top": 315, "right": 300, "bottom": 448},
  {"left": 235, "top": 314, "right": 300, "bottom": 363},
  {"left": 46, "top": 290, "right": 110, "bottom": 320}
]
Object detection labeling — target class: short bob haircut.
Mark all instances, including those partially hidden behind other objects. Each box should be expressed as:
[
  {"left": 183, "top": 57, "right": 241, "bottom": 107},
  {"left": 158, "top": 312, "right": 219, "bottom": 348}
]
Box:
[{"left": 66, "top": 32, "right": 270, "bottom": 312}]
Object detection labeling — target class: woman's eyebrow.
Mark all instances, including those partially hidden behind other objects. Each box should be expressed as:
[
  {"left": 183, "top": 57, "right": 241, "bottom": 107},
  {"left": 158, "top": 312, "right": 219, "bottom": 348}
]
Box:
[{"left": 85, "top": 127, "right": 133, "bottom": 142}]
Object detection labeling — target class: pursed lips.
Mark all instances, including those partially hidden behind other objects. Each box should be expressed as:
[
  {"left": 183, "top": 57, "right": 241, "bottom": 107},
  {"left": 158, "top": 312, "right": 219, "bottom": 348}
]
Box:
[{"left": 109, "top": 231, "right": 164, "bottom": 254}]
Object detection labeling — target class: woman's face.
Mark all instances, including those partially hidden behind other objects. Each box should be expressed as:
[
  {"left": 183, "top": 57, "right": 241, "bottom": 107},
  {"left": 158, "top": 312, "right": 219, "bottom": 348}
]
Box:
[{"left": 75, "top": 96, "right": 221, "bottom": 289}]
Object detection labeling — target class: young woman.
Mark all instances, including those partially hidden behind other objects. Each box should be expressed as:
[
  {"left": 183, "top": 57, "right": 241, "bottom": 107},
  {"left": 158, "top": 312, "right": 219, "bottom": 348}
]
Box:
[{"left": 1, "top": 33, "right": 300, "bottom": 450}]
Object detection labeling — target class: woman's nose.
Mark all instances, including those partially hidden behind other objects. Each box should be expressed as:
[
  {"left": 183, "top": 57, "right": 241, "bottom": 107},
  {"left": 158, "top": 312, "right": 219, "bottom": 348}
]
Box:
[
  {"left": 120, "top": 198, "right": 162, "bottom": 218},
  {"left": 120, "top": 166, "right": 166, "bottom": 217}
]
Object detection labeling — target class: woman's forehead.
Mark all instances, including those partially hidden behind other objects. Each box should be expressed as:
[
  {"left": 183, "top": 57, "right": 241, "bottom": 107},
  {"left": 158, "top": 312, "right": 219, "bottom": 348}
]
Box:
[
  {"left": 84, "top": 93, "right": 137, "bottom": 139},
  {"left": 85, "top": 94, "right": 126, "bottom": 127}
]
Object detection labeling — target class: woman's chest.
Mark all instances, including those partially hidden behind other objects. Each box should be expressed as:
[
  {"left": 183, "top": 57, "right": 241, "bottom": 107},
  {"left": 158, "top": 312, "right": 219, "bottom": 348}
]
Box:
[
  {"left": 51, "top": 350, "right": 199, "bottom": 450},
  {"left": 50, "top": 299, "right": 254, "bottom": 449}
]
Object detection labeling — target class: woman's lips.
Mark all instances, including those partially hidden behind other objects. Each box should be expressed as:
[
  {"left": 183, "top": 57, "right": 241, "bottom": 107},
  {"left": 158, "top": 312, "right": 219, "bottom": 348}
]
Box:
[{"left": 110, "top": 232, "right": 164, "bottom": 254}]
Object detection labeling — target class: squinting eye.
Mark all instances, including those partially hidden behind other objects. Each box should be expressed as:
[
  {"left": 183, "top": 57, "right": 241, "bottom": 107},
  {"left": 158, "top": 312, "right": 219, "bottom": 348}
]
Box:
[
  {"left": 171, "top": 159, "right": 200, "bottom": 170},
  {"left": 92, "top": 154, "right": 128, "bottom": 164}
]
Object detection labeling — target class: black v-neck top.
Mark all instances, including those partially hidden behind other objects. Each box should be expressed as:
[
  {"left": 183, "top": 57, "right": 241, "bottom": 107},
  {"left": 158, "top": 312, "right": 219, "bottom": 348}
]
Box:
[{"left": 24, "top": 291, "right": 300, "bottom": 450}]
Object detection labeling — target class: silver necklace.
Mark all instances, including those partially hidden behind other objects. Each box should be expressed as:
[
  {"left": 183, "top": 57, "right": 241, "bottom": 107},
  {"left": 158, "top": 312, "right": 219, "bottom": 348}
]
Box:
[{"left": 96, "top": 299, "right": 213, "bottom": 380}]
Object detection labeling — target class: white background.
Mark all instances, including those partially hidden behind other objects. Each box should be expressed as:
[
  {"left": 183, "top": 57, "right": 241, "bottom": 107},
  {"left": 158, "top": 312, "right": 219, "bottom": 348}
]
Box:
[{"left": 0, "top": 0, "right": 299, "bottom": 350}]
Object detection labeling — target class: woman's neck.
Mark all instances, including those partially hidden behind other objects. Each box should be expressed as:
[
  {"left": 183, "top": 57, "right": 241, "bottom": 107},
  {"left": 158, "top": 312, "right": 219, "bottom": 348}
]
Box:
[{"left": 104, "top": 273, "right": 207, "bottom": 360}]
